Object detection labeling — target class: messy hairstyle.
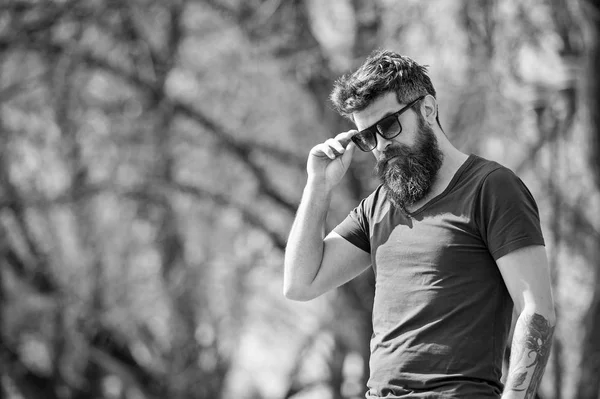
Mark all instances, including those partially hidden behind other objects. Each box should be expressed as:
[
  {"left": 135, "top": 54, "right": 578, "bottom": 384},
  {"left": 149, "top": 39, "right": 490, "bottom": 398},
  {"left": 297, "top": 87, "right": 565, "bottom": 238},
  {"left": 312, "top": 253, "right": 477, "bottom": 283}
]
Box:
[{"left": 330, "top": 49, "right": 437, "bottom": 121}]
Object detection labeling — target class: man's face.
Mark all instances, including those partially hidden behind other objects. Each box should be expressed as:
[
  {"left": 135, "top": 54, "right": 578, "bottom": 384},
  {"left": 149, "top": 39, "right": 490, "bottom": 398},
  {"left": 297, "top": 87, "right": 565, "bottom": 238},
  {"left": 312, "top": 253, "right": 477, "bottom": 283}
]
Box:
[{"left": 353, "top": 92, "right": 443, "bottom": 211}]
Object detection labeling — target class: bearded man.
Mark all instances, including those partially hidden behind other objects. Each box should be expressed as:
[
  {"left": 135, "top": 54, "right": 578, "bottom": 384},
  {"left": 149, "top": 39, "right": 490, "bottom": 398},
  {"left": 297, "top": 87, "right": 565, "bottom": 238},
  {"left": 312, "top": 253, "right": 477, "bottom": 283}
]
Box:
[{"left": 283, "top": 50, "right": 555, "bottom": 399}]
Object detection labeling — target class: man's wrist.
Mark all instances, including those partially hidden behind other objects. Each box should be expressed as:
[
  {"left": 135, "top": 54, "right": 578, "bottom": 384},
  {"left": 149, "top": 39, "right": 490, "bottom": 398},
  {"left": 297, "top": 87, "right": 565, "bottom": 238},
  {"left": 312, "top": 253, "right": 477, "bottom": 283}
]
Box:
[{"left": 305, "top": 176, "right": 335, "bottom": 196}]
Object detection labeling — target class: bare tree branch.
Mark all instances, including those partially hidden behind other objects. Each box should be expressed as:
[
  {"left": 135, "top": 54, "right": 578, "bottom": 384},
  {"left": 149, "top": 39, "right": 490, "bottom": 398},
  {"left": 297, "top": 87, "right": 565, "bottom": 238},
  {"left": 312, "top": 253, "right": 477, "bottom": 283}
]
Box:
[
  {"left": 0, "top": 176, "right": 289, "bottom": 251},
  {"left": 0, "top": 70, "right": 50, "bottom": 104},
  {"left": 0, "top": 32, "right": 301, "bottom": 215},
  {"left": 171, "top": 181, "right": 287, "bottom": 250},
  {"left": 0, "top": 336, "right": 63, "bottom": 399},
  {"left": 0, "top": 239, "right": 165, "bottom": 399}
]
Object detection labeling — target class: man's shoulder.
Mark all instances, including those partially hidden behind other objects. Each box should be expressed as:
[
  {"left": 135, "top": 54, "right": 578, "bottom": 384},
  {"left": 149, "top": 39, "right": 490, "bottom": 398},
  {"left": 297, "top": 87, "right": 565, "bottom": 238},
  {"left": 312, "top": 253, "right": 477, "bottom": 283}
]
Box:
[
  {"left": 460, "top": 154, "right": 518, "bottom": 189},
  {"left": 466, "top": 154, "right": 506, "bottom": 176},
  {"left": 470, "top": 155, "right": 527, "bottom": 187},
  {"left": 466, "top": 155, "right": 538, "bottom": 212}
]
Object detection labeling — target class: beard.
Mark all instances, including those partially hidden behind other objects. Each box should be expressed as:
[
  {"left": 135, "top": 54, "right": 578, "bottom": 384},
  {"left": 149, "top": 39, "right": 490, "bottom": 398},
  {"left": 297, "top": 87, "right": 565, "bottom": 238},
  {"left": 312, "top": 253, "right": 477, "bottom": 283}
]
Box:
[{"left": 374, "top": 117, "right": 443, "bottom": 212}]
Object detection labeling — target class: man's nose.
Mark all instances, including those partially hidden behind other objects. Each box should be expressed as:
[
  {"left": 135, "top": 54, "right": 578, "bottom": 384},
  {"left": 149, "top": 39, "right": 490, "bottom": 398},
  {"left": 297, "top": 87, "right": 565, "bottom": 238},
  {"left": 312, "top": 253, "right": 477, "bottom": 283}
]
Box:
[{"left": 375, "top": 133, "right": 393, "bottom": 152}]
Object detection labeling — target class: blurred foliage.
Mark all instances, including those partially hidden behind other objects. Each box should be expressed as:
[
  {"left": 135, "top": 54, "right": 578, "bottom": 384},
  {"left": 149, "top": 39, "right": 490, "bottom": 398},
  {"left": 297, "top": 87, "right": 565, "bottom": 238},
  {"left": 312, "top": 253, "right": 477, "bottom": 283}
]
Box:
[{"left": 0, "top": 0, "right": 599, "bottom": 399}]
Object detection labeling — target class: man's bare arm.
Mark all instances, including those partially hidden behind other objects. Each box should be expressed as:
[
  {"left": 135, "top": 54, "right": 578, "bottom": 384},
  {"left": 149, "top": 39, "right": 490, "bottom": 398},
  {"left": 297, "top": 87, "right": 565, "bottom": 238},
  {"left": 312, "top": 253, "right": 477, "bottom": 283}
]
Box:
[
  {"left": 283, "top": 180, "right": 331, "bottom": 300},
  {"left": 284, "top": 131, "right": 369, "bottom": 301},
  {"left": 497, "top": 245, "right": 556, "bottom": 399},
  {"left": 503, "top": 312, "right": 555, "bottom": 398}
]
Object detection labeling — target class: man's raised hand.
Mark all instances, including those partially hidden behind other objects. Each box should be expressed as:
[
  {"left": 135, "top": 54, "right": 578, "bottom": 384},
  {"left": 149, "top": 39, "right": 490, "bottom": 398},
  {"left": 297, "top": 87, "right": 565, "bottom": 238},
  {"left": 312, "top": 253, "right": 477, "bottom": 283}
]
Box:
[{"left": 307, "top": 130, "right": 357, "bottom": 190}]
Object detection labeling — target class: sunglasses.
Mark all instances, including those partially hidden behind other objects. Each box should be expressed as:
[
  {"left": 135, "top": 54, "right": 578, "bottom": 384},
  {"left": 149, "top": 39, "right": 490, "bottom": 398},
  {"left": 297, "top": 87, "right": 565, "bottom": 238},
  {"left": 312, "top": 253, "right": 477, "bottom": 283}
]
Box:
[{"left": 351, "top": 96, "right": 425, "bottom": 152}]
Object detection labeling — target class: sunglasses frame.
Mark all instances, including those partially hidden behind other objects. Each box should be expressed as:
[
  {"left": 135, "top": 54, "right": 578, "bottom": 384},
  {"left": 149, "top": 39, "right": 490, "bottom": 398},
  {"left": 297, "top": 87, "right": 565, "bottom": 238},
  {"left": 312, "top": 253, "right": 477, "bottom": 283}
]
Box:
[{"left": 351, "top": 96, "right": 425, "bottom": 152}]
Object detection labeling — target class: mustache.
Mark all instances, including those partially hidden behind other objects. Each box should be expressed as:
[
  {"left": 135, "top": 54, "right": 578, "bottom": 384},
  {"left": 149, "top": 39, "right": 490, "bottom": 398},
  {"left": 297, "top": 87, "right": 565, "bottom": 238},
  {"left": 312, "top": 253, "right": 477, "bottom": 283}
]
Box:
[{"left": 375, "top": 145, "right": 412, "bottom": 173}]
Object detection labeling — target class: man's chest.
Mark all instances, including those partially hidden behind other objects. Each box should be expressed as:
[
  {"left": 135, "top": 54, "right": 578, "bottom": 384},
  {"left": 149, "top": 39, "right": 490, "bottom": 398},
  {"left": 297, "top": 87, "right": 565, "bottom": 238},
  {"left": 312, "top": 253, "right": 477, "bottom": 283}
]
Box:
[{"left": 369, "top": 211, "right": 502, "bottom": 295}]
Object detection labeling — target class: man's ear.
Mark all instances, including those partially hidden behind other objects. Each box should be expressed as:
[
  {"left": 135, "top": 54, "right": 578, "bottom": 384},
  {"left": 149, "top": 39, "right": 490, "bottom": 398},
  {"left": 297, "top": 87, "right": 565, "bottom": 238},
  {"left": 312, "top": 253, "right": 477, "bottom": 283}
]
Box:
[{"left": 422, "top": 95, "right": 437, "bottom": 125}]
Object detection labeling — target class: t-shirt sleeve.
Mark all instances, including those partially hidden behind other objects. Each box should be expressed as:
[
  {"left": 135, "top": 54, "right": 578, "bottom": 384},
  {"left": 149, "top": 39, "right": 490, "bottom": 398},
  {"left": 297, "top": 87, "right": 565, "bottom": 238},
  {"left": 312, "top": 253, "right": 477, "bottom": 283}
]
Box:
[
  {"left": 333, "top": 198, "right": 371, "bottom": 253},
  {"left": 476, "top": 167, "right": 545, "bottom": 260}
]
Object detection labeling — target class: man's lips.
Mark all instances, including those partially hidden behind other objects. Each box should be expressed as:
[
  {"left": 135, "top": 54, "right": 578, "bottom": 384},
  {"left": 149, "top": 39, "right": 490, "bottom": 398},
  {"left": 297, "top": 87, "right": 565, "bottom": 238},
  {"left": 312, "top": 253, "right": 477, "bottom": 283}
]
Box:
[{"left": 380, "top": 155, "right": 400, "bottom": 166}]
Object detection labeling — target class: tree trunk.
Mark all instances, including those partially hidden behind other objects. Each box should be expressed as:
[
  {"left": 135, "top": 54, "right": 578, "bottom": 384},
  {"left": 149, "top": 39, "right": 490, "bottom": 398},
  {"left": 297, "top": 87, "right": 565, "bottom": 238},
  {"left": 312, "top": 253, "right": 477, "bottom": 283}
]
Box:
[{"left": 575, "top": 0, "right": 600, "bottom": 398}]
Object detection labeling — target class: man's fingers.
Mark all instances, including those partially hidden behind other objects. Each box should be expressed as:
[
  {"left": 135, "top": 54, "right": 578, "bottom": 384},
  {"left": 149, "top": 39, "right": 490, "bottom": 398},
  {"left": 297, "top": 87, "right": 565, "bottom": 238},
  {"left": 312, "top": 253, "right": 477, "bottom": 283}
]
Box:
[
  {"left": 310, "top": 130, "right": 358, "bottom": 160},
  {"left": 335, "top": 130, "right": 358, "bottom": 147},
  {"left": 325, "top": 138, "right": 345, "bottom": 156},
  {"left": 311, "top": 143, "right": 336, "bottom": 159}
]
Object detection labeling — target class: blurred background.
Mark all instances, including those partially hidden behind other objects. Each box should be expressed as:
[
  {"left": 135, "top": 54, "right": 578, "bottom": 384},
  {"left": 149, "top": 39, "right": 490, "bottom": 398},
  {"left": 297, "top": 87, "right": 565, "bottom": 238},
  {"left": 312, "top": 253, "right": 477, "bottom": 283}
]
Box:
[{"left": 0, "top": 0, "right": 599, "bottom": 398}]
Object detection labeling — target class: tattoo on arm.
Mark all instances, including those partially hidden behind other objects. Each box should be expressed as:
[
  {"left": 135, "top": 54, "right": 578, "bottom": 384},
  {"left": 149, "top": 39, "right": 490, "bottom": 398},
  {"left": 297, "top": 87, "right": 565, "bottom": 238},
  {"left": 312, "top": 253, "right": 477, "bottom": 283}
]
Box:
[{"left": 504, "top": 312, "right": 555, "bottom": 398}]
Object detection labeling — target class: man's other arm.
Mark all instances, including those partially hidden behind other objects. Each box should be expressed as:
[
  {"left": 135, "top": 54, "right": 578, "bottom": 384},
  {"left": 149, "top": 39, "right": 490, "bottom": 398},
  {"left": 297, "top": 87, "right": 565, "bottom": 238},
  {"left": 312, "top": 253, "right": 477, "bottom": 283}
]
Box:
[{"left": 497, "top": 245, "right": 556, "bottom": 399}]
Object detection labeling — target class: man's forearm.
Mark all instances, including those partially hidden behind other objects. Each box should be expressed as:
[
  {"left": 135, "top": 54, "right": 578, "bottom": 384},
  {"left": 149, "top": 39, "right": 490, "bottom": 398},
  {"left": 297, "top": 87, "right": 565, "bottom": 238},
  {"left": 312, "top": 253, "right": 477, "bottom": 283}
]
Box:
[
  {"left": 283, "top": 180, "right": 332, "bottom": 299},
  {"left": 502, "top": 311, "right": 555, "bottom": 399}
]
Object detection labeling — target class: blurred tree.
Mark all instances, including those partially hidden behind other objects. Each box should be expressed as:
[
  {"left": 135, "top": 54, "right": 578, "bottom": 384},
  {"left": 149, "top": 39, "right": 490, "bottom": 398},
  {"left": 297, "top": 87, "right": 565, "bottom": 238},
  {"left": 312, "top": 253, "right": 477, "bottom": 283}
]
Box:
[
  {"left": 0, "top": 0, "right": 244, "bottom": 398},
  {"left": 575, "top": 0, "right": 600, "bottom": 397},
  {"left": 1, "top": 1, "right": 599, "bottom": 399},
  {"left": 203, "top": 0, "right": 380, "bottom": 396}
]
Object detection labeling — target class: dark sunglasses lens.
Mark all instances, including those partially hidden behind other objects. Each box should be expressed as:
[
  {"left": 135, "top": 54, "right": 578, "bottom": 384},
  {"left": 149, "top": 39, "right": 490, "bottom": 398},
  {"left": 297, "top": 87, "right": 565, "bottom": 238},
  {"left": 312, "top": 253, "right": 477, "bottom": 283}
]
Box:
[
  {"left": 377, "top": 116, "right": 401, "bottom": 139},
  {"left": 352, "top": 130, "right": 376, "bottom": 151}
]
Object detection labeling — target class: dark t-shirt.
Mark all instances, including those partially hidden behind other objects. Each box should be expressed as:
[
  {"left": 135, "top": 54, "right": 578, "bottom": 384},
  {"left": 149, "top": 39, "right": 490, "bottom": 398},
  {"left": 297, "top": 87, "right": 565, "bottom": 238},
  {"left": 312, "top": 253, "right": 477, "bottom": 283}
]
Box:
[{"left": 333, "top": 154, "right": 545, "bottom": 399}]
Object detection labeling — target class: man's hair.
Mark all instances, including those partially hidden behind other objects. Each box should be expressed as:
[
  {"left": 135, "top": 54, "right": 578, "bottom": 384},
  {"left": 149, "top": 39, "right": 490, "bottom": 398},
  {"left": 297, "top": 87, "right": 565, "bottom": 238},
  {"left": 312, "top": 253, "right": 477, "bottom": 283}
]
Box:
[{"left": 330, "top": 50, "right": 437, "bottom": 120}]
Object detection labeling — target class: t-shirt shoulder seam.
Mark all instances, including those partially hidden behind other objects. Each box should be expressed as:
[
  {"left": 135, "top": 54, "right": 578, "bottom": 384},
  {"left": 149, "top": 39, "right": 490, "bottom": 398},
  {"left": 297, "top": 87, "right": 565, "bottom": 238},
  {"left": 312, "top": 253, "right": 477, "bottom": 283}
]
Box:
[{"left": 472, "top": 164, "right": 506, "bottom": 233}]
